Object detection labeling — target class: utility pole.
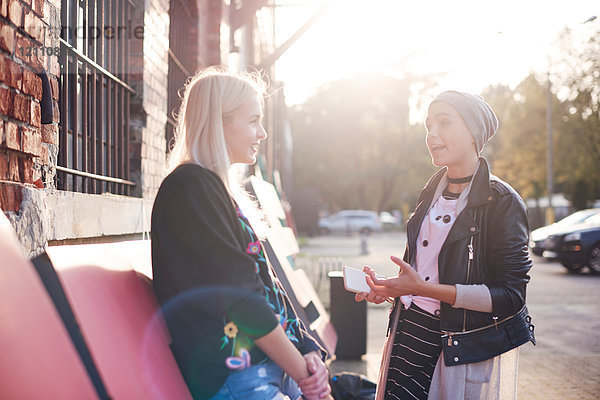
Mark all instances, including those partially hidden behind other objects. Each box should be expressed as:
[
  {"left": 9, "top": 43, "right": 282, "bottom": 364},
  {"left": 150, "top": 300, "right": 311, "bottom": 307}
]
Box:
[{"left": 546, "top": 71, "right": 554, "bottom": 224}]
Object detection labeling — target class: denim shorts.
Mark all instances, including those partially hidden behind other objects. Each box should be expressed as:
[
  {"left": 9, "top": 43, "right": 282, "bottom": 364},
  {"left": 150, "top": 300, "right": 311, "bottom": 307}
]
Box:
[{"left": 209, "top": 361, "right": 302, "bottom": 400}]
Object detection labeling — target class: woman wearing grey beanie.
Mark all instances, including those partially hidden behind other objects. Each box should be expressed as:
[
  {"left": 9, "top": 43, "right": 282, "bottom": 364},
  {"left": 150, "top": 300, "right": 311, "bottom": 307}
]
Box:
[{"left": 356, "top": 91, "right": 535, "bottom": 399}]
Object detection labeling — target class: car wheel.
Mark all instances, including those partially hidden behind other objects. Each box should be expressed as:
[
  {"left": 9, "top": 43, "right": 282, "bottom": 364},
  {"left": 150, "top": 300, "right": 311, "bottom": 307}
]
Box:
[
  {"left": 587, "top": 244, "right": 600, "bottom": 274},
  {"left": 561, "top": 261, "right": 584, "bottom": 273},
  {"left": 319, "top": 227, "right": 330, "bottom": 235},
  {"left": 359, "top": 227, "right": 372, "bottom": 235}
]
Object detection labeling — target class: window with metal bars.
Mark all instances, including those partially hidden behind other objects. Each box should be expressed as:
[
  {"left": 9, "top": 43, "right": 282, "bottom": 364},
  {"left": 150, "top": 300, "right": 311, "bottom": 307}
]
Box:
[{"left": 58, "top": 0, "right": 134, "bottom": 195}]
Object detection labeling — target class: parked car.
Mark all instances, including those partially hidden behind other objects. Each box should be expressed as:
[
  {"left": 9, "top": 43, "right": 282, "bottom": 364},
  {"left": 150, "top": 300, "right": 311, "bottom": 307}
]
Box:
[
  {"left": 379, "top": 211, "right": 400, "bottom": 228},
  {"left": 541, "top": 213, "right": 600, "bottom": 273},
  {"left": 318, "top": 210, "right": 382, "bottom": 235},
  {"left": 530, "top": 208, "right": 600, "bottom": 256}
]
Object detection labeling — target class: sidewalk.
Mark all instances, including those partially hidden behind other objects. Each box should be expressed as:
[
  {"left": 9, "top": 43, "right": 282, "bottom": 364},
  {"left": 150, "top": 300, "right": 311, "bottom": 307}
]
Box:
[{"left": 297, "top": 232, "right": 600, "bottom": 399}]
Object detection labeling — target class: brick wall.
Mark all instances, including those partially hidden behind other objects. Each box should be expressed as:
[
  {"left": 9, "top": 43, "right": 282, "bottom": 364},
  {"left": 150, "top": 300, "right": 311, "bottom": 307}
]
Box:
[
  {"left": 0, "top": 0, "right": 232, "bottom": 255},
  {"left": 129, "top": 0, "right": 170, "bottom": 200},
  {"left": 0, "top": 0, "right": 59, "bottom": 213}
]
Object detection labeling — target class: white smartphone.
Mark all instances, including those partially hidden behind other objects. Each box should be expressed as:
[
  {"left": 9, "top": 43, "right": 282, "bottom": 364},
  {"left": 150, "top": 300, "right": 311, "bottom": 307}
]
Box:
[{"left": 343, "top": 266, "right": 374, "bottom": 293}]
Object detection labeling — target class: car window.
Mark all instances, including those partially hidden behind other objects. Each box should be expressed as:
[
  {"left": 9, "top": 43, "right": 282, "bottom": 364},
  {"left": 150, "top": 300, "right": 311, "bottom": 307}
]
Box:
[
  {"left": 584, "top": 214, "right": 600, "bottom": 225},
  {"left": 556, "top": 209, "right": 599, "bottom": 226}
]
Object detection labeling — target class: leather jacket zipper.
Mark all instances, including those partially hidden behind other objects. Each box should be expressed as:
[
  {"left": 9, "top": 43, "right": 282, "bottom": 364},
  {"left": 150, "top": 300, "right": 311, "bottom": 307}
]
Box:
[
  {"left": 443, "top": 310, "right": 521, "bottom": 341},
  {"left": 463, "top": 236, "right": 474, "bottom": 332}
]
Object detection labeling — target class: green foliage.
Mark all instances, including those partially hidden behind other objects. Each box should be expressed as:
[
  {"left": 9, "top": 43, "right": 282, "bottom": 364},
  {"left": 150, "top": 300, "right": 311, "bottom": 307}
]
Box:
[
  {"left": 484, "top": 23, "right": 600, "bottom": 204},
  {"left": 290, "top": 73, "right": 435, "bottom": 212}
]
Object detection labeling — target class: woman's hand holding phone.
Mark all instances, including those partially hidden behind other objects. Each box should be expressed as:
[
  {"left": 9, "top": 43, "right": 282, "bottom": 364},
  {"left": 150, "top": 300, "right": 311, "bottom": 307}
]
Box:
[{"left": 352, "top": 266, "right": 390, "bottom": 304}]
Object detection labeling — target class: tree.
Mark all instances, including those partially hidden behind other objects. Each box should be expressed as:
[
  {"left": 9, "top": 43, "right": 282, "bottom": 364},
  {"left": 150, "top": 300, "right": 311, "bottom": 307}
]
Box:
[
  {"left": 485, "top": 74, "right": 567, "bottom": 200},
  {"left": 545, "top": 24, "right": 600, "bottom": 203},
  {"left": 290, "top": 73, "right": 435, "bottom": 213}
]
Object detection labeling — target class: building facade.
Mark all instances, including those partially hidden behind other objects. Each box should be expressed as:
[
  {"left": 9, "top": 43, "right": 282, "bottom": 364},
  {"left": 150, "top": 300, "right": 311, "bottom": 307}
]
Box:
[{"left": 0, "top": 0, "right": 295, "bottom": 257}]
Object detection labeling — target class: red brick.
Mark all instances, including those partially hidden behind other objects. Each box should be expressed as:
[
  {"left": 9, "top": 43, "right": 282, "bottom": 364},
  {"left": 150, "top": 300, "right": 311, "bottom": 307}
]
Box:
[
  {"left": 21, "top": 67, "right": 42, "bottom": 100},
  {"left": 0, "top": 181, "right": 23, "bottom": 211},
  {"left": 30, "top": 100, "right": 40, "bottom": 127},
  {"left": 30, "top": 50, "right": 41, "bottom": 71},
  {"left": 7, "top": 151, "right": 18, "bottom": 181},
  {"left": 40, "top": 122, "right": 57, "bottom": 144},
  {"left": 0, "top": 20, "right": 15, "bottom": 53},
  {"left": 10, "top": 57, "right": 22, "bottom": 89},
  {"left": 4, "top": 120, "right": 19, "bottom": 151},
  {"left": 52, "top": 99, "right": 59, "bottom": 123},
  {"left": 0, "top": 150, "right": 8, "bottom": 179},
  {"left": 0, "top": 55, "right": 5, "bottom": 84},
  {"left": 5, "top": 56, "right": 23, "bottom": 90},
  {"left": 7, "top": 0, "right": 22, "bottom": 27},
  {"left": 21, "top": 125, "right": 40, "bottom": 156},
  {"left": 50, "top": 76, "right": 58, "bottom": 100},
  {"left": 0, "top": 87, "right": 15, "bottom": 117},
  {"left": 24, "top": 10, "right": 43, "bottom": 44},
  {"left": 18, "top": 156, "right": 33, "bottom": 183},
  {"left": 38, "top": 142, "right": 47, "bottom": 165},
  {"left": 15, "top": 33, "right": 29, "bottom": 64},
  {"left": 32, "top": 0, "right": 42, "bottom": 17},
  {"left": 48, "top": 52, "right": 59, "bottom": 75},
  {"left": 12, "top": 93, "right": 29, "bottom": 123}
]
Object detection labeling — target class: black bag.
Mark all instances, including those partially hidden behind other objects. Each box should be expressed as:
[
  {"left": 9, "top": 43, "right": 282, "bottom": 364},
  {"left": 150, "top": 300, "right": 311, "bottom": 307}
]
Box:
[
  {"left": 330, "top": 372, "right": 376, "bottom": 400},
  {"left": 441, "top": 305, "right": 535, "bottom": 366}
]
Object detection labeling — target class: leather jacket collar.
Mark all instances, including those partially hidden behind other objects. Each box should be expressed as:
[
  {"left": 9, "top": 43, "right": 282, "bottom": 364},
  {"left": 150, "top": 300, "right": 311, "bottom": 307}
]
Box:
[{"left": 406, "top": 157, "right": 493, "bottom": 266}]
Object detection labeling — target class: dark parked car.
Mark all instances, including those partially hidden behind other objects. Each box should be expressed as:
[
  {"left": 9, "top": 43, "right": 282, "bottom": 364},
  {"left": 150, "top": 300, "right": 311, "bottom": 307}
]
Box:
[
  {"left": 542, "top": 213, "right": 600, "bottom": 273},
  {"left": 530, "top": 208, "right": 600, "bottom": 256}
]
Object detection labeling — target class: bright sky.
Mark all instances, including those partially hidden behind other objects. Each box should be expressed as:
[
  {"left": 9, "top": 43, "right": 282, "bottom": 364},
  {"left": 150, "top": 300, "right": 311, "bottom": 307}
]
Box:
[{"left": 273, "top": 0, "right": 598, "bottom": 121}]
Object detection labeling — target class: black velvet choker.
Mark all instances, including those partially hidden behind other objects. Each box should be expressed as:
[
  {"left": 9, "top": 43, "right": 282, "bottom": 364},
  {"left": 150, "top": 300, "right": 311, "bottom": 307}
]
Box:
[{"left": 447, "top": 175, "right": 473, "bottom": 184}]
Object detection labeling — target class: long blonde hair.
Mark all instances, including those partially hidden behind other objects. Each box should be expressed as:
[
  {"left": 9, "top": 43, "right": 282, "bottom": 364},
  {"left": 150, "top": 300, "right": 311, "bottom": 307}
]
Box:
[{"left": 166, "top": 67, "right": 267, "bottom": 229}]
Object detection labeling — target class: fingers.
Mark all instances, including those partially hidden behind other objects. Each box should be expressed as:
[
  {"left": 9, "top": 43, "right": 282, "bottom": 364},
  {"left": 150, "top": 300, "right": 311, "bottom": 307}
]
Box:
[
  {"left": 365, "top": 274, "right": 380, "bottom": 290},
  {"left": 373, "top": 295, "right": 387, "bottom": 304},
  {"left": 299, "top": 368, "right": 330, "bottom": 397},
  {"left": 355, "top": 292, "right": 366, "bottom": 302},
  {"left": 305, "top": 356, "right": 316, "bottom": 374},
  {"left": 319, "top": 386, "right": 333, "bottom": 399},
  {"left": 299, "top": 374, "right": 328, "bottom": 393},
  {"left": 391, "top": 255, "right": 409, "bottom": 271}
]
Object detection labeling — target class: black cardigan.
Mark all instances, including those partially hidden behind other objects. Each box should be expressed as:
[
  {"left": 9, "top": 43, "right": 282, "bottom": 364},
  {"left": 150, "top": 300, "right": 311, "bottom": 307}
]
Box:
[{"left": 151, "top": 163, "right": 323, "bottom": 399}]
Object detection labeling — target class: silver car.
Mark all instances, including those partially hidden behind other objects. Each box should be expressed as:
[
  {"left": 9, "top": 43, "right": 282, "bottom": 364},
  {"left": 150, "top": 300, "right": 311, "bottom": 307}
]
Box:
[{"left": 318, "top": 210, "right": 382, "bottom": 235}]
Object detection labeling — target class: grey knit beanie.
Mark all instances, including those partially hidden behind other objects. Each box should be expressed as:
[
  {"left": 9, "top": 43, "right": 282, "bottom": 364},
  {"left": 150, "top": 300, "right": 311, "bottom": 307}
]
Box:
[{"left": 431, "top": 91, "right": 498, "bottom": 153}]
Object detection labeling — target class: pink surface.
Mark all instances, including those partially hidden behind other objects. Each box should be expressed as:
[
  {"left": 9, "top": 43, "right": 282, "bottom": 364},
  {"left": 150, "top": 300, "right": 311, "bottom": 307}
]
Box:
[
  {"left": 54, "top": 264, "right": 192, "bottom": 400},
  {"left": 0, "top": 213, "right": 99, "bottom": 400}
]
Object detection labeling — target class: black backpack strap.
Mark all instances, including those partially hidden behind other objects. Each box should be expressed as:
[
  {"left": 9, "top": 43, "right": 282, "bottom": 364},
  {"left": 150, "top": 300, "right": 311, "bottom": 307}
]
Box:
[{"left": 31, "top": 252, "right": 112, "bottom": 400}]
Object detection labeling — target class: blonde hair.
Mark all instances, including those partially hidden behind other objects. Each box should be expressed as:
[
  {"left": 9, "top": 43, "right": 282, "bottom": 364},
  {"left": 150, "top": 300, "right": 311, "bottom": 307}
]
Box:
[
  {"left": 166, "top": 67, "right": 268, "bottom": 232},
  {"left": 167, "top": 67, "right": 266, "bottom": 187}
]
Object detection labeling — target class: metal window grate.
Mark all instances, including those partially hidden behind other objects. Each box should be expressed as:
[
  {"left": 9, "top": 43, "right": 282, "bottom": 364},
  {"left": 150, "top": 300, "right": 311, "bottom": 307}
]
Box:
[{"left": 58, "top": 0, "right": 134, "bottom": 195}]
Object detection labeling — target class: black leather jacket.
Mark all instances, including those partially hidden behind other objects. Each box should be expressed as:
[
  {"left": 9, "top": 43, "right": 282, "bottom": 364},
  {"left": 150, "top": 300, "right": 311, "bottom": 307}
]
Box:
[{"left": 403, "top": 157, "right": 532, "bottom": 332}]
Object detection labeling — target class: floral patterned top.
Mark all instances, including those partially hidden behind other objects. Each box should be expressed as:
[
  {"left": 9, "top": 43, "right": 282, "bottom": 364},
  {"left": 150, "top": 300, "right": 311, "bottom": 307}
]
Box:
[{"left": 151, "top": 163, "right": 324, "bottom": 400}]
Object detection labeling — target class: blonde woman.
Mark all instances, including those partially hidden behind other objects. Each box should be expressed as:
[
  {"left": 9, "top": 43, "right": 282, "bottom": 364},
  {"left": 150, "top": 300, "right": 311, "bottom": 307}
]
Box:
[{"left": 151, "top": 68, "right": 331, "bottom": 400}]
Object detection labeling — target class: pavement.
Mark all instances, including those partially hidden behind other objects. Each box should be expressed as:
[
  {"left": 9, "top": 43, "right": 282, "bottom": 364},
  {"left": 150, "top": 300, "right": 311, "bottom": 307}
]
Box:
[{"left": 296, "top": 231, "right": 600, "bottom": 399}]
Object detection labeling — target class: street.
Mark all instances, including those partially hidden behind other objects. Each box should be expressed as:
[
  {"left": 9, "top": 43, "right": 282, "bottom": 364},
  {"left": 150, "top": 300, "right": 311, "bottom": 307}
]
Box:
[{"left": 297, "top": 232, "right": 600, "bottom": 399}]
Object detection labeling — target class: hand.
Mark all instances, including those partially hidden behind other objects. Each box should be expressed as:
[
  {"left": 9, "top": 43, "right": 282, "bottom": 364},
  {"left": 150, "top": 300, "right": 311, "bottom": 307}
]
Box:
[
  {"left": 365, "top": 256, "right": 424, "bottom": 298},
  {"left": 298, "top": 351, "right": 331, "bottom": 399},
  {"left": 355, "top": 266, "right": 389, "bottom": 304}
]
